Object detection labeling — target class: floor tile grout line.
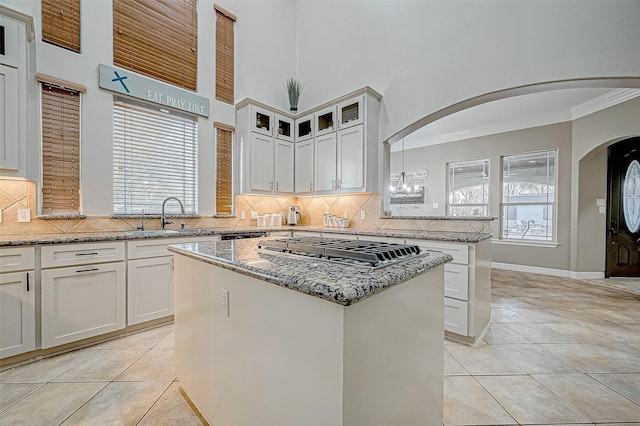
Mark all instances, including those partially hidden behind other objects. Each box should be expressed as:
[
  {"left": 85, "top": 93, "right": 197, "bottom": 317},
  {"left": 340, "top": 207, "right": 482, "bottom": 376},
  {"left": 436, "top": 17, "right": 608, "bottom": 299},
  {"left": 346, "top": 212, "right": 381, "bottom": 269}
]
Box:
[
  {"left": 586, "top": 372, "right": 640, "bottom": 409},
  {"left": 55, "top": 381, "right": 110, "bottom": 426},
  {"left": 134, "top": 379, "right": 174, "bottom": 425},
  {"left": 0, "top": 382, "right": 46, "bottom": 415}
]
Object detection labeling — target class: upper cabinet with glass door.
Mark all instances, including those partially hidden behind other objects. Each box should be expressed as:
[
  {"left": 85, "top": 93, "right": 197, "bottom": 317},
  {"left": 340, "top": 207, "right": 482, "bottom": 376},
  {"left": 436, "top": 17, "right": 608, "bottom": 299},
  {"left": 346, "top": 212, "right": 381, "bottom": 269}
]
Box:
[
  {"left": 337, "top": 95, "right": 364, "bottom": 129},
  {"left": 275, "top": 114, "right": 293, "bottom": 142},
  {"left": 315, "top": 106, "right": 337, "bottom": 137},
  {"left": 295, "top": 114, "right": 314, "bottom": 141},
  {"left": 251, "top": 105, "right": 273, "bottom": 137}
]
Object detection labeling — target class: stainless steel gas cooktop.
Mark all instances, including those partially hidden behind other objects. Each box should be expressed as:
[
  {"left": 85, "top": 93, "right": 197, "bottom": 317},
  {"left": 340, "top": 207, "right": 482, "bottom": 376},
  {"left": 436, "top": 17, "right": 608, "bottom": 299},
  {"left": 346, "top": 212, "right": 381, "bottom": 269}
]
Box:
[{"left": 257, "top": 236, "right": 421, "bottom": 269}]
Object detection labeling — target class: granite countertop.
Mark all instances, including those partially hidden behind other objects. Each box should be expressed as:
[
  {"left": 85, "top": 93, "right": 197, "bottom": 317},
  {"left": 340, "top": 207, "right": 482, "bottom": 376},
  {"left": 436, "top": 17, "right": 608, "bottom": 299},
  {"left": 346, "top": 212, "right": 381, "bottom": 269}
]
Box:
[
  {"left": 385, "top": 215, "right": 498, "bottom": 221},
  {"left": 0, "top": 226, "right": 492, "bottom": 247},
  {"left": 168, "top": 238, "right": 453, "bottom": 306}
]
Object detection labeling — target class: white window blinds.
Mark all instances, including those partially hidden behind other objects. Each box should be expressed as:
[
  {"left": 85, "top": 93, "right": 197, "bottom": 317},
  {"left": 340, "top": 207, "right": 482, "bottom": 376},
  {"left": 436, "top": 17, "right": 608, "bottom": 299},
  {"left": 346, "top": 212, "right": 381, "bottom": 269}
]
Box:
[{"left": 113, "top": 100, "right": 198, "bottom": 215}]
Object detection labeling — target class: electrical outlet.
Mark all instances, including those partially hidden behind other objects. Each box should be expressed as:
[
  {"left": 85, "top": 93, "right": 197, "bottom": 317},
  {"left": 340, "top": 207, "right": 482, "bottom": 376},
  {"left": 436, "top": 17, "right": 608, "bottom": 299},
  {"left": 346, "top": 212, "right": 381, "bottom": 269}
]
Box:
[
  {"left": 343, "top": 211, "right": 348, "bottom": 218},
  {"left": 432, "top": 203, "right": 439, "bottom": 209},
  {"left": 220, "top": 288, "right": 230, "bottom": 317},
  {"left": 18, "top": 209, "right": 31, "bottom": 223},
  {"left": 240, "top": 211, "right": 246, "bottom": 220},
  {"left": 250, "top": 211, "right": 258, "bottom": 220},
  {"left": 0, "top": 209, "right": 2, "bottom": 223},
  {"left": 360, "top": 211, "right": 366, "bottom": 220}
]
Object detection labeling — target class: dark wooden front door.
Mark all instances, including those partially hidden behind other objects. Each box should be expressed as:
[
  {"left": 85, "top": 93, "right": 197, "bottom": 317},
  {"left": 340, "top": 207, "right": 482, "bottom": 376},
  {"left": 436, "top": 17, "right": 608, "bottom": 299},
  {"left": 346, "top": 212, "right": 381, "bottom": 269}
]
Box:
[{"left": 606, "top": 137, "right": 640, "bottom": 277}]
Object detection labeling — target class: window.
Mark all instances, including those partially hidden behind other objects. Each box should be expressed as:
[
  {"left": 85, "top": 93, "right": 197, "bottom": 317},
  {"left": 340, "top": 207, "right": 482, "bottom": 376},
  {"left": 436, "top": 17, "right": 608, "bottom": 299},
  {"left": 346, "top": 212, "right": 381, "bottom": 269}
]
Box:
[
  {"left": 501, "top": 150, "right": 557, "bottom": 241},
  {"left": 215, "top": 123, "right": 234, "bottom": 215},
  {"left": 215, "top": 4, "right": 236, "bottom": 104},
  {"left": 113, "top": 0, "right": 197, "bottom": 90},
  {"left": 38, "top": 75, "right": 86, "bottom": 215},
  {"left": 42, "top": 0, "right": 81, "bottom": 52},
  {"left": 113, "top": 100, "right": 198, "bottom": 215},
  {"left": 448, "top": 159, "right": 489, "bottom": 216}
]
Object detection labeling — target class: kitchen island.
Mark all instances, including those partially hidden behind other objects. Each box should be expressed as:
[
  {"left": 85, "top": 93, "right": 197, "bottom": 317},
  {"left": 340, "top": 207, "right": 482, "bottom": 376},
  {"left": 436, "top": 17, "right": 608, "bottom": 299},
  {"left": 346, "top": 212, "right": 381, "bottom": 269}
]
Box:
[{"left": 169, "top": 237, "right": 452, "bottom": 426}]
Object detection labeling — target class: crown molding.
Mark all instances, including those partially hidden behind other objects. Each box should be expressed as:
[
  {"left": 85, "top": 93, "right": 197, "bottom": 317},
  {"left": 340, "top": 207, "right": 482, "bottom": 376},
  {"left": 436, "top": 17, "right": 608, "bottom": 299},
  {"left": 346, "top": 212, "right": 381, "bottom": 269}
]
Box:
[{"left": 571, "top": 88, "right": 640, "bottom": 120}]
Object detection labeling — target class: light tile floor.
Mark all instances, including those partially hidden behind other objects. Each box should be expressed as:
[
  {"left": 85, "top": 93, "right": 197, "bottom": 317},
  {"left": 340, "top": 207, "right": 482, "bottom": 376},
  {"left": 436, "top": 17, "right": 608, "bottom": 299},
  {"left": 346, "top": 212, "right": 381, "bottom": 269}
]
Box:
[{"left": 1, "top": 269, "right": 639, "bottom": 425}]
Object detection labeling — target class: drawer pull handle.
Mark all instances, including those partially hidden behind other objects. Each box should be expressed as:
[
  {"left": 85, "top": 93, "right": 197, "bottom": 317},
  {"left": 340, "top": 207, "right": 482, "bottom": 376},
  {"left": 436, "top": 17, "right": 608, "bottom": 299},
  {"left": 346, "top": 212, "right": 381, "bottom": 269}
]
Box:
[
  {"left": 75, "top": 252, "right": 99, "bottom": 256},
  {"left": 75, "top": 268, "right": 99, "bottom": 273},
  {"left": 26, "top": 272, "right": 30, "bottom": 292}
]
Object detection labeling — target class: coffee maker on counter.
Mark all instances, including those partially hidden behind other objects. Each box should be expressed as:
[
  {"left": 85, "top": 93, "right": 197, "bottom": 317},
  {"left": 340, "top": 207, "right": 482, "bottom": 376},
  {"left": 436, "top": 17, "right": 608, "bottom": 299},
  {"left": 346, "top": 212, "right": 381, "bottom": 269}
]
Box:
[{"left": 286, "top": 206, "right": 302, "bottom": 225}]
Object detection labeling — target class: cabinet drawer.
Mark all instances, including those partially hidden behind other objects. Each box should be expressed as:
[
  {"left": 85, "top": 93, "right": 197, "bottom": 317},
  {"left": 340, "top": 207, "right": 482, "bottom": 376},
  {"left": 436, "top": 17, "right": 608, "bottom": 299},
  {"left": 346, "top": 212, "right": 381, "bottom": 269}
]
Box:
[
  {"left": 409, "top": 240, "right": 469, "bottom": 264},
  {"left": 127, "top": 237, "right": 217, "bottom": 260},
  {"left": 42, "top": 242, "right": 125, "bottom": 268},
  {"left": 0, "top": 247, "right": 35, "bottom": 272},
  {"left": 444, "top": 297, "right": 468, "bottom": 336},
  {"left": 444, "top": 264, "right": 469, "bottom": 301}
]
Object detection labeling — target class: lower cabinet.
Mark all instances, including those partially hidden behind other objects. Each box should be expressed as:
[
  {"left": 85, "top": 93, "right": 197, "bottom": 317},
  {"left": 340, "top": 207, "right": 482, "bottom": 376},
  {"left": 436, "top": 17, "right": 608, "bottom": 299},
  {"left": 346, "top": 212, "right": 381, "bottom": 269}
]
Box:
[
  {"left": 127, "top": 256, "right": 174, "bottom": 325},
  {"left": 41, "top": 261, "right": 126, "bottom": 349},
  {"left": 0, "top": 247, "right": 36, "bottom": 359},
  {"left": 0, "top": 271, "right": 36, "bottom": 358}
]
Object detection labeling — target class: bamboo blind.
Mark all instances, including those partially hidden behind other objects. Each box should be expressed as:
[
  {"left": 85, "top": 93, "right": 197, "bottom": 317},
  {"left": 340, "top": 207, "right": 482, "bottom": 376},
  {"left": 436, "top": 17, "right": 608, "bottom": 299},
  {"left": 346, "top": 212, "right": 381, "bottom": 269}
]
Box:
[
  {"left": 41, "top": 83, "right": 80, "bottom": 215},
  {"left": 42, "top": 0, "right": 81, "bottom": 52},
  {"left": 215, "top": 124, "right": 234, "bottom": 215},
  {"left": 215, "top": 5, "right": 236, "bottom": 104},
  {"left": 113, "top": 0, "right": 198, "bottom": 91}
]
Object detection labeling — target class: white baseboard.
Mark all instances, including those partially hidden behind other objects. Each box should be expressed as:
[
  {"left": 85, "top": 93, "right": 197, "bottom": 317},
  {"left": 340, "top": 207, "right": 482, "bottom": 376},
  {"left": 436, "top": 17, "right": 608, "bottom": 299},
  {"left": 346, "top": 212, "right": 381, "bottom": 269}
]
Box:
[
  {"left": 491, "top": 262, "right": 604, "bottom": 279},
  {"left": 569, "top": 271, "right": 605, "bottom": 280}
]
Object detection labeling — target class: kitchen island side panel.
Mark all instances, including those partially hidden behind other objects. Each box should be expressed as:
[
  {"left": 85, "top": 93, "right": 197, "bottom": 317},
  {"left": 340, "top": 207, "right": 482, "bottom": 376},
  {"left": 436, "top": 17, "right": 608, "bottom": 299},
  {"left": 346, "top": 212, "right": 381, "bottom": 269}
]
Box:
[
  {"left": 343, "top": 266, "right": 444, "bottom": 426},
  {"left": 174, "top": 254, "right": 345, "bottom": 426}
]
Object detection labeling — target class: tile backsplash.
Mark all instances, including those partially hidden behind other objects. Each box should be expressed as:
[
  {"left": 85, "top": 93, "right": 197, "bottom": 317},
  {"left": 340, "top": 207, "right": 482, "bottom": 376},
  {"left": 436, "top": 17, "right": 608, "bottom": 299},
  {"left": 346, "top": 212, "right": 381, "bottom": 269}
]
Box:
[{"left": 0, "top": 178, "right": 491, "bottom": 236}]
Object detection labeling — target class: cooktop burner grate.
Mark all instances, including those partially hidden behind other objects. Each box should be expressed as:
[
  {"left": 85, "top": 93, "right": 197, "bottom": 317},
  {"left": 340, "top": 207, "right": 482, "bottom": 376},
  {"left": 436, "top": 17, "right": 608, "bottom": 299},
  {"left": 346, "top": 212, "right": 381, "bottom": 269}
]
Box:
[{"left": 257, "top": 237, "right": 421, "bottom": 268}]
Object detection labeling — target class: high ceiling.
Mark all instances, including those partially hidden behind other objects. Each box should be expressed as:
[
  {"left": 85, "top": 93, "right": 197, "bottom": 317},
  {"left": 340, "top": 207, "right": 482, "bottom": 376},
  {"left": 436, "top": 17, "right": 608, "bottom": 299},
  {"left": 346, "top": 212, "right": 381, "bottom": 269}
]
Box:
[{"left": 392, "top": 88, "right": 640, "bottom": 151}]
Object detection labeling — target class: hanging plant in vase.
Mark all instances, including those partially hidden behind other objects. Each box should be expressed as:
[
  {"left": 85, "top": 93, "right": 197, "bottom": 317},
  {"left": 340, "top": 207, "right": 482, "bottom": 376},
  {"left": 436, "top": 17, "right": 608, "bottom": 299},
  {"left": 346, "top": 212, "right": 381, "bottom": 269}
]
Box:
[{"left": 285, "top": 77, "right": 303, "bottom": 112}]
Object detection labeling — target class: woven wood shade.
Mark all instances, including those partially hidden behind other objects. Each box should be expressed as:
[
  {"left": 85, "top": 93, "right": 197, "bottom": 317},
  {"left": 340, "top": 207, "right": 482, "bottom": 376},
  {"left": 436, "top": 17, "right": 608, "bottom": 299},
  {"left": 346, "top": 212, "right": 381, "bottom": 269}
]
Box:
[
  {"left": 41, "top": 83, "right": 80, "bottom": 215},
  {"left": 113, "top": 0, "right": 197, "bottom": 91},
  {"left": 42, "top": 0, "right": 81, "bottom": 52},
  {"left": 215, "top": 124, "right": 234, "bottom": 215},
  {"left": 215, "top": 6, "right": 235, "bottom": 104}
]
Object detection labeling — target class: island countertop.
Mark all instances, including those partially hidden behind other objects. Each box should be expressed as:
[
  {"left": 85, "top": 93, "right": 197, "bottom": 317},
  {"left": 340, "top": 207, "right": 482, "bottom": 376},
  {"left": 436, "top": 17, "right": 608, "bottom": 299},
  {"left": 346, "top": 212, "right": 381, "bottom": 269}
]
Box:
[{"left": 168, "top": 238, "right": 453, "bottom": 306}]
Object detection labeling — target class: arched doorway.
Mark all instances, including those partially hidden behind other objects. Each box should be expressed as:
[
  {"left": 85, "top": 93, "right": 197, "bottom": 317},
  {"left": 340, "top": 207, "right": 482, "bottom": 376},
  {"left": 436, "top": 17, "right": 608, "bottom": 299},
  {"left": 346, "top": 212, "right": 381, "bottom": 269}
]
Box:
[{"left": 606, "top": 137, "right": 640, "bottom": 277}]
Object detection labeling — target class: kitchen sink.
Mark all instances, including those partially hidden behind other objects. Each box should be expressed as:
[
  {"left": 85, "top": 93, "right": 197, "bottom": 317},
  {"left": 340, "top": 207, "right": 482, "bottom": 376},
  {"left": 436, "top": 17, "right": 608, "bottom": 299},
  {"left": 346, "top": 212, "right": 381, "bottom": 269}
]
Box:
[{"left": 125, "top": 229, "right": 203, "bottom": 237}]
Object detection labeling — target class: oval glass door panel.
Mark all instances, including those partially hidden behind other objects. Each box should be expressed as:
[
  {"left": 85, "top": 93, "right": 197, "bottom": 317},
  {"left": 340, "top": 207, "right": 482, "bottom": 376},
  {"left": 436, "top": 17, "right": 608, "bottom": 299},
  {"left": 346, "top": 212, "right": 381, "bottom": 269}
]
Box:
[{"left": 623, "top": 159, "right": 640, "bottom": 233}]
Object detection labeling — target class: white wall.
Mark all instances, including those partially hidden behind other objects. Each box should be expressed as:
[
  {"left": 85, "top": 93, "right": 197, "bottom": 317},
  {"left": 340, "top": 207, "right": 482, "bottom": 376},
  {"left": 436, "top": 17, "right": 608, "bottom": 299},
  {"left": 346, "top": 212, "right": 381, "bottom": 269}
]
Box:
[
  {"left": 296, "top": 1, "right": 640, "bottom": 142},
  {"left": 2, "top": 0, "right": 297, "bottom": 215},
  {"left": 391, "top": 122, "right": 573, "bottom": 271}
]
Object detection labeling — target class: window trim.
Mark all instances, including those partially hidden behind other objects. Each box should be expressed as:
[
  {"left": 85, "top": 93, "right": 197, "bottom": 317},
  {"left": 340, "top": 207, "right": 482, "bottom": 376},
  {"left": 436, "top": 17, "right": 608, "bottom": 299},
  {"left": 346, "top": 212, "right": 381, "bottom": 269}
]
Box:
[{"left": 500, "top": 149, "right": 558, "bottom": 243}]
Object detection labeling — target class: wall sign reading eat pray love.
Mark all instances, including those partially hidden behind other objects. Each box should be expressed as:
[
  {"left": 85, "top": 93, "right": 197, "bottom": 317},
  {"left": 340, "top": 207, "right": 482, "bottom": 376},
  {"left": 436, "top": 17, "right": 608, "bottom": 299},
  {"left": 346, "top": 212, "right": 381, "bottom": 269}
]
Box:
[{"left": 99, "top": 64, "right": 210, "bottom": 117}]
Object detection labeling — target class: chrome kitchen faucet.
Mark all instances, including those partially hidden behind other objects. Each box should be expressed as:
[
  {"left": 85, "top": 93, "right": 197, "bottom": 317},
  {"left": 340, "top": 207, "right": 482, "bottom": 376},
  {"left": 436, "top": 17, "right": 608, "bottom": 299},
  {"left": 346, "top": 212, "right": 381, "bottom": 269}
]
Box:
[{"left": 161, "top": 197, "right": 185, "bottom": 229}]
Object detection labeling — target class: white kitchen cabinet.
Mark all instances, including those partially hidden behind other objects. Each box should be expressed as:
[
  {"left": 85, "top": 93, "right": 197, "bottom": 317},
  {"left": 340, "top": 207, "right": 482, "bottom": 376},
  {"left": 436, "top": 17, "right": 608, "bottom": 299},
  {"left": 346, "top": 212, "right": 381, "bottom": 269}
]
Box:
[
  {"left": 127, "top": 236, "right": 218, "bottom": 326},
  {"left": 238, "top": 101, "right": 295, "bottom": 195},
  {"left": 315, "top": 132, "right": 337, "bottom": 192},
  {"left": 127, "top": 257, "right": 173, "bottom": 326},
  {"left": 0, "top": 247, "right": 35, "bottom": 358},
  {"left": 1, "top": 64, "right": 19, "bottom": 171},
  {"left": 249, "top": 132, "right": 275, "bottom": 192},
  {"left": 337, "top": 95, "right": 364, "bottom": 129},
  {"left": 407, "top": 238, "right": 491, "bottom": 345},
  {"left": 237, "top": 88, "right": 380, "bottom": 196},
  {"left": 295, "top": 139, "right": 314, "bottom": 194},
  {"left": 275, "top": 140, "right": 294, "bottom": 193},
  {"left": 315, "top": 105, "right": 337, "bottom": 137},
  {"left": 337, "top": 124, "right": 364, "bottom": 190},
  {"left": 41, "top": 261, "right": 126, "bottom": 349},
  {"left": 41, "top": 242, "right": 126, "bottom": 349},
  {"left": 275, "top": 114, "right": 293, "bottom": 142},
  {"left": 295, "top": 113, "right": 314, "bottom": 141}
]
